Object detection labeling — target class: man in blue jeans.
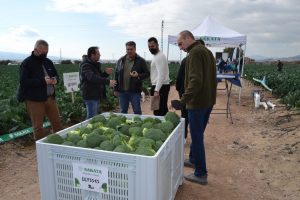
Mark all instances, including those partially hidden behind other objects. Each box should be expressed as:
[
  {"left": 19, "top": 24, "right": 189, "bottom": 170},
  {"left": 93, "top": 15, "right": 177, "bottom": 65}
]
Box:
[
  {"left": 177, "top": 31, "right": 217, "bottom": 185},
  {"left": 80, "top": 46, "right": 116, "bottom": 119},
  {"left": 114, "top": 41, "right": 150, "bottom": 114}
]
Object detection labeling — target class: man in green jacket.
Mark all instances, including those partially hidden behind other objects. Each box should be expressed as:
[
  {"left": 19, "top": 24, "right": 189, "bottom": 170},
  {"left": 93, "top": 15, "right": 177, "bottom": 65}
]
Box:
[{"left": 177, "top": 30, "right": 217, "bottom": 185}]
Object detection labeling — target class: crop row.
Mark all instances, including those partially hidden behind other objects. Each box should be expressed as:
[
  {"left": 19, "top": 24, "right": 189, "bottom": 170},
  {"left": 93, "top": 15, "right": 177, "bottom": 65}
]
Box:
[{"left": 243, "top": 63, "right": 300, "bottom": 108}]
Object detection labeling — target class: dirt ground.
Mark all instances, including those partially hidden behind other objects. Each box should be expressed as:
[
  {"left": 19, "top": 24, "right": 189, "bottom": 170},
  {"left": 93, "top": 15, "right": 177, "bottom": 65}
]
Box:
[{"left": 0, "top": 81, "right": 299, "bottom": 200}]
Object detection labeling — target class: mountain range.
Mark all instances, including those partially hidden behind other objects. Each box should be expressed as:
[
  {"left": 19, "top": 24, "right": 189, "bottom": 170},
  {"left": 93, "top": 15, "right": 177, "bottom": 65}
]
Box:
[
  {"left": 248, "top": 54, "right": 300, "bottom": 62},
  {"left": 0, "top": 51, "right": 62, "bottom": 62}
]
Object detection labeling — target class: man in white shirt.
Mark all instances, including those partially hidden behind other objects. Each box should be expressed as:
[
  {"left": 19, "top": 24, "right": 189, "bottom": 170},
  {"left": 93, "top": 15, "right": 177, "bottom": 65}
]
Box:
[{"left": 148, "top": 37, "right": 170, "bottom": 116}]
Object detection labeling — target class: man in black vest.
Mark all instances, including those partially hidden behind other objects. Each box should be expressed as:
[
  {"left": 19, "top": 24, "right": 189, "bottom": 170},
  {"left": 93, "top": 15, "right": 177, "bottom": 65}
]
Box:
[{"left": 19, "top": 39, "right": 62, "bottom": 140}]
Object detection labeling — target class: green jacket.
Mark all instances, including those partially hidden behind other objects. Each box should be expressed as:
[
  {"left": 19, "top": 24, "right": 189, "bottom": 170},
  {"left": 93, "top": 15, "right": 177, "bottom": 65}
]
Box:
[{"left": 181, "top": 41, "right": 217, "bottom": 109}]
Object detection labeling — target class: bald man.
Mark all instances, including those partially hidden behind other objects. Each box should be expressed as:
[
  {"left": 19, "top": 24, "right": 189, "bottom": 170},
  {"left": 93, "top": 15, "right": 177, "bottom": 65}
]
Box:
[{"left": 177, "top": 30, "right": 216, "bottom": 185}]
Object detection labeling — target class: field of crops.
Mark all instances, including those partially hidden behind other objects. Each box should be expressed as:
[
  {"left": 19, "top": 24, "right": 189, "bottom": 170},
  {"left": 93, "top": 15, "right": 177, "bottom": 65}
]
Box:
[
  {"left": 1, "top": 62, "right": 299, "bottom": 135},
  {"left": 243, "top": 63, "right": 300, "bottom": 108},
  {"left": 0, "top": 63, "right": 180, "bottom": 135}
]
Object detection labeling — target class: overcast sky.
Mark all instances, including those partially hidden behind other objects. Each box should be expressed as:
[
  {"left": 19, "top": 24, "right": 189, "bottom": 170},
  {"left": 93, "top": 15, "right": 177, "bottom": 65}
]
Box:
[{"left": 0, "top": 0, "right": 299, "bottom": 60}]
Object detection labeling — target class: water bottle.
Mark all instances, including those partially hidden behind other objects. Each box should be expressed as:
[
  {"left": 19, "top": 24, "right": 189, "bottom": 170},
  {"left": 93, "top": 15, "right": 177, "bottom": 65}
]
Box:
[{"left": 254, "top": 92, "right": 260, "bottom": 108}]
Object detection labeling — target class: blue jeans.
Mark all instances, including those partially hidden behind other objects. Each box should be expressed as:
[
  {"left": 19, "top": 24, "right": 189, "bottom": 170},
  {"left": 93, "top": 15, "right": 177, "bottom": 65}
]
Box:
[
  {"left": 84, "top": 100, "right": 99, "bottom": 119},
  {"left": 119, "top": 92, "right": 141, "bottom": 114},
  {"left": 188, "top": 107, "right": 213, "bottom": 177}
]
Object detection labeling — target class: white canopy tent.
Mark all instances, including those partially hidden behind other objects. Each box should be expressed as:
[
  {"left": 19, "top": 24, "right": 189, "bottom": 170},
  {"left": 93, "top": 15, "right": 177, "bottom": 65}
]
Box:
[
  {"left": 167, "top": 16, "right": 247, "bottom": 103},
  {"left": 168, "top": 16, "right": 246, "bottom": 47},
  {"left": 167, "top": 16, "right": 247, "bottom": 75}
]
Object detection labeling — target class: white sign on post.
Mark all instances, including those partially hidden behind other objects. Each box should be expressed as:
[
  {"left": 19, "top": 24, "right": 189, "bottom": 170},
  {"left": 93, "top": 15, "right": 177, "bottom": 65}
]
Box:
[
  {"left": 73, "top": 163, "right": 109, "bottom": 193},
  {"left": 63, "top": 72, "right": 80, "bottom": 93}
]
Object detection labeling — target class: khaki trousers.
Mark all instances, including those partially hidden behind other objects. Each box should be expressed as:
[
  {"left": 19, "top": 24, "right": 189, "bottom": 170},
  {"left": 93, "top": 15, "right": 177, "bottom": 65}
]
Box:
[{"left": 25, "top": 96, "right": 62, "bottom": 140}]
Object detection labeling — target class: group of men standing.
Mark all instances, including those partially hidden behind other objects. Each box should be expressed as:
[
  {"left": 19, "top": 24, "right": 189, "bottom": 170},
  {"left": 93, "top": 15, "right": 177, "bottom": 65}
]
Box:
[
  {"left": 79, "top": 37, "right": 170, "bottom": 118},
  {"left": 18, "top": 36, "right": 171, "bottom": 140},
  {"left": 19, "top": 31, "right": 217, "bottom": 185}
]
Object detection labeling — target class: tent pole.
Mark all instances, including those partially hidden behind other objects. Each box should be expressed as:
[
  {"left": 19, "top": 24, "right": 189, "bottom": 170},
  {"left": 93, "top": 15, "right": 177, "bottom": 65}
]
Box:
[
  {"left": 167, "top": 42, "right": 170, "bottom": 62},
  {"left": 161, "top": 20, "right": 164, "bottom": 53},
  {"left": 241, "top": 44, "right": 246, "bottom": 78},
  {"left": 238, "top": 46, "right": 241, "bottom": 73},
  {"left": 238, "top": 44, "right": 247, "bottom": 105}
]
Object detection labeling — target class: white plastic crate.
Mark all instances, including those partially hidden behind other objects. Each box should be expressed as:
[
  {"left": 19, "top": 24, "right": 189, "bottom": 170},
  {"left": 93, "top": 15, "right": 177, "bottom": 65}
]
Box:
[{"left": 36, "top": 113, "right": 184, "bottom": 200}]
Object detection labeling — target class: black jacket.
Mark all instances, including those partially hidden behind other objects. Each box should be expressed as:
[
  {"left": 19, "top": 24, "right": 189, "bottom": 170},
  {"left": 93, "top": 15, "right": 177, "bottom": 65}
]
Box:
[
  {"left": 176, "top": 57, "right": 187, "bottom": 97},
  {"left": 80, "top": 59, "right": 110, "bottom": 100},
  {"left": 114, "top": 54, "right": 149, "bottom": 93},
  {"left": 19, "top": 52, "right": 59, "bottom": 102}
]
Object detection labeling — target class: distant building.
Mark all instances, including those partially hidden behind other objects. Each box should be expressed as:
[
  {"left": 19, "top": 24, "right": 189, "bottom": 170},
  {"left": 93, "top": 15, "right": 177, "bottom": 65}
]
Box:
[
  {"left": 8, "top": 62, "right": 18, "bottom": 65},
  {"left": 244, "top": 57, "right": 254, "bottom": 64}
]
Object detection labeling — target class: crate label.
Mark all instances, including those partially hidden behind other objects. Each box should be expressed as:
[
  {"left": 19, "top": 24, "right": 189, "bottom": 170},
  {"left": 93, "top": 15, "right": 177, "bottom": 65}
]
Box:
[{"left": 73, "top": 163, "right": 108, "bottom": 193}]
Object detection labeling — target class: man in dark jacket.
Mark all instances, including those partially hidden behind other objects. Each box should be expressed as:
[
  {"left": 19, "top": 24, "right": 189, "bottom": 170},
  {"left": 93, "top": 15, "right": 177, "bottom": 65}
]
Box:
[
  {"left": 177, "top": 30, "right": 217, "bottom": 185},
  {"left": 176, "top": 57, "right": 189, "bottom": 138},
  {"left": 114, "top": 41, "right": 150, "bottom": 114},
  {"left": 80, "top": 46, "right": 116, "bottom": 119},
  {"left": 218, "top": 58, "right": 227, "bottom": 74},
  {"left": 19, "top": 39, "right": 62, "bottom": 140},
  {"left": 277, "top": 60, "right": 283, "bottom": 72}
]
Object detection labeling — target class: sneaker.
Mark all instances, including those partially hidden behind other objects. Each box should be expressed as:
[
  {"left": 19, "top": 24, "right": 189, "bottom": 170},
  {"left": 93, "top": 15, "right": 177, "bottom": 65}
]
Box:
[
  {"left": 184, "top": 173, "right": 208, "bottom": 185},
  {"left": 184, "top": 159, "right": 194, "bottom": 168}
]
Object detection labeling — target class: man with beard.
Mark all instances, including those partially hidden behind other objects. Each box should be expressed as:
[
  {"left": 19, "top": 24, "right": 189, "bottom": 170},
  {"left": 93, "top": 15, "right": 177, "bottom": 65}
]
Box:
[
  {"left": 19, "top": 39, "right": 62, "bottom": 140},
  {"left": 147, "top": 37, "right": 170, "bottom": 116}
]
